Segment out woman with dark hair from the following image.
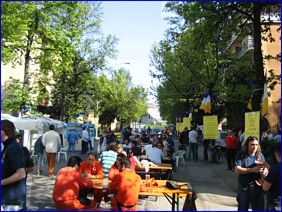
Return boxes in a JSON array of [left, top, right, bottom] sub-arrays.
[[108, 157, 141, 211], [234, 136, 269, 210], [126, 149, 142, 172], [16, 132, 34, 175]]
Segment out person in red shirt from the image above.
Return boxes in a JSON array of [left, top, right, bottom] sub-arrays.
[[108, 157, 141, 211], [52, 156, 96, 210], [225, 129, 239, 170], [126, 149, 142, 172], [80, 152, 104, 206], [80, 152, 104, 179]]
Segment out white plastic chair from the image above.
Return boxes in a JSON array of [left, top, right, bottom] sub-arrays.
[[31, 151, 38, 163], [173, 150, 186, 167], [57, 147, 68, 162]]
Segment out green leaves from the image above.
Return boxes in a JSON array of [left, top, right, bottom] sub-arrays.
[[151, 1, 280, 124], [2, 2, 117, 119]]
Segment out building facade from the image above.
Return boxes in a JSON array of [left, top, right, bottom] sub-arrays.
[[226, 18, 280, 132]]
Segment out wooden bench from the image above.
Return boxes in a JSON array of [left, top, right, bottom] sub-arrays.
[[79, 207, 112, 211]]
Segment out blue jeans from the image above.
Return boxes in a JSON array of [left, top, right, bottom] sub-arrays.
[[188, 143, 198, 160], [237, 182, 265, 210], [68, 143, 75, 152], [37, 152, 44, 166]]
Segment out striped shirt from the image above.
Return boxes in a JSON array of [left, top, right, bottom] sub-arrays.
[[99, 150, 117, 179]]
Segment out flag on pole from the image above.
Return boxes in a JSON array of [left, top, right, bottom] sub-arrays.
[[199, 93, 211, 113], [247, 96, 252, 111], [261, 83, 268, 116]]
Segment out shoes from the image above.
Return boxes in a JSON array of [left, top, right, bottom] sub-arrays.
[[49, 174, 56, 180]]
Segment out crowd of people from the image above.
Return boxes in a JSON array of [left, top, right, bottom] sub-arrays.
[[177, 124, 281, 211], [1, 120, 280, 211]]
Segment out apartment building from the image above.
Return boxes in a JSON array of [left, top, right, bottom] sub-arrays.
[[226, 17, 280, 131]]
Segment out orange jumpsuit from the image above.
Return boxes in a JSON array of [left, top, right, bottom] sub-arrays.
[[108, 163, 120, 181], [52, 167, 96, 210], [80, 160, 104, 179], [80, 160, 104, 203], [109, 169, 141, 211]]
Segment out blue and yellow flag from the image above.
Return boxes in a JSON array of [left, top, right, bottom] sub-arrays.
[[200, 94, 211, 113]]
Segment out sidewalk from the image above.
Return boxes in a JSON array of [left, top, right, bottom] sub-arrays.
[[26, 142, 238, 210]]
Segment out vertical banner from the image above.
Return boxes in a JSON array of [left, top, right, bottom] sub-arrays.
[[203, 115, 218, 139], [183, 117, 191, 130], [245, 111, 260, 141], [176, 122, 184, 132]]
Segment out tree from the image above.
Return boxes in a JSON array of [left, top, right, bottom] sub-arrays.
[[98, 69, 147, 127], [150, 1, 280, 127], [2, 2, 117, 120]]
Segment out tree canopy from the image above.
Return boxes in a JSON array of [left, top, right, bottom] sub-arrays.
[[150, 1, 280, 128], [2, 1, 147, 125]]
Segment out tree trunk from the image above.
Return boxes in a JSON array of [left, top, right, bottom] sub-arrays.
[[23, 31, 32, 86], [60, 92, 65, 121], [252, 2, 265, 111], [24, 11, 38, 86]]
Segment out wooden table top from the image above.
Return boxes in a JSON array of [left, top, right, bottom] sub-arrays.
[[90, 179, 192, 197], [136, 163, 172, 171], [139, 180, 192, 197], [91, 179, 111, 189]]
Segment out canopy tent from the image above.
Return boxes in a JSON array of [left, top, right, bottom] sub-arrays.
[[1, 114, 66, 150]]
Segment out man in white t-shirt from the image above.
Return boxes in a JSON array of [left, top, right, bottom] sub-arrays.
[[42, 124, 61, 177], [147, 142, 164, 164], [187, 127, 198, 161], [81, 126, 89, 154]]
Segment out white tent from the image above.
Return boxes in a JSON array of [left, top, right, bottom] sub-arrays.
[[1, 114, 66, 150]]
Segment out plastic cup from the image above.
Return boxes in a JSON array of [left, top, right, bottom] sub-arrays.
[[101, 180, 108, 189]]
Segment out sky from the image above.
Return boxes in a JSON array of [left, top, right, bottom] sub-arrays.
[[101, 1, 170, 102]]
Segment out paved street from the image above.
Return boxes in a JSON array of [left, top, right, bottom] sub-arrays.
[[26, 141, 238, 210]]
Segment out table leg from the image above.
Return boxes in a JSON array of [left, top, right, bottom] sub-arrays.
[[177, 194, 179, 211], [172, 193, 175, 211]]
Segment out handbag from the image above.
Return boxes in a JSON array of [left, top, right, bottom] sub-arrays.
[[166, 181, 180, 190]]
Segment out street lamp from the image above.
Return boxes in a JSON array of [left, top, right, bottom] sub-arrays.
[[111, 62, 130, 66]]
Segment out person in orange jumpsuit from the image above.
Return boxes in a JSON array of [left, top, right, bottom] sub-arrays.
[[108, 157, 141, 211], [52, 156, 97, 210], [80, 152, 104, 205], [80, 152, 104, 179], [108, 153, 126, 180]]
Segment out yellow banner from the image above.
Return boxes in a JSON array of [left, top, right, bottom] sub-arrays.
[[183, 117, 191, 130], [203, 115, 218, 139], [245, 111, 260, 141], [176, 122, 184, 132], [93, 118, 99, 126]]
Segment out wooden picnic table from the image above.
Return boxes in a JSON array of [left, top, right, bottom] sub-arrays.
[[135, 163, 173, 180], [91, 179, 193, 211]]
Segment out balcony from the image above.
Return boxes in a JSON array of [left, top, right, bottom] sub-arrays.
[[235, 36, 254, 58]]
